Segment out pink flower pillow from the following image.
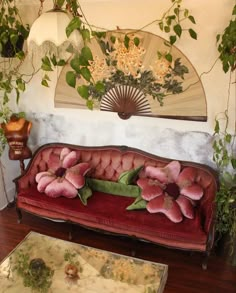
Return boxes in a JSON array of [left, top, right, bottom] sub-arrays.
[[35, 148, 90, 198], [137, 161, 204, 223]]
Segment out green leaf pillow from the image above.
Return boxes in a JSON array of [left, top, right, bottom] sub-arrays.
[[118, 165, 143, 185], [78, 185, 93, 206], [126, 196, 147, 211], [86, 178, 141, 198]]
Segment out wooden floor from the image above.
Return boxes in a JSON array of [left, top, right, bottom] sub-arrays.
[[0, 205, 235, 293]]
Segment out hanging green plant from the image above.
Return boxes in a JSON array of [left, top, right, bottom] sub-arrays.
[[212, 3, 236, 264], [0, 0, 29, 58], [216, 4, 236, 73]]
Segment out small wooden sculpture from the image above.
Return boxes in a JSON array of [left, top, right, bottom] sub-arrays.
[[1, 114, 32, 173]]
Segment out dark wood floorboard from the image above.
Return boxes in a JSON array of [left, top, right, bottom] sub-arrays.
[[0, 206, 236, 293]]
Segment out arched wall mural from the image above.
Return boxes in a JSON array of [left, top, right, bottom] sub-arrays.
[[55, 30, 207, 121]]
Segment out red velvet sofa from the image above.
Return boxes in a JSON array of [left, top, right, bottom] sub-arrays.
[[14, 143, 218, 269]]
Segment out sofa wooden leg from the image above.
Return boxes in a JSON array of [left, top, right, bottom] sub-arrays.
[[68, 224, 75, 241], [69, 231, 72, 241], [16, 208, 22, 224], [131, 249, 136, 257], [202, 252, 209, 270]]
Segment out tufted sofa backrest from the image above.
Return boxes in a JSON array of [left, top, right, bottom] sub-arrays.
[[15, 143, 218, 195]]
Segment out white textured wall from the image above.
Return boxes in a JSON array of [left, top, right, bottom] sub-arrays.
[[0, 0, 235, 209]]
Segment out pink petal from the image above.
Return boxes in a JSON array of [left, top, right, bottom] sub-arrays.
[[196, 170, 213, 189], [37, 174, 56, 193], [62, 151, 78, 168], [65, 163, 90, 189], [60, 148, 71, 161], [48, 153, 61, 171], [137, 178, 163, 201], [45, 178, 78, 198], [176, 195, 195, 219], [145, 161, 181, 183], [147, 194, 183, 223], [180, 183, 204, 200], [177, 167, 197, 188], [141, 185, 163, 201], [137, 178, 163, 189], [166, 161, 181, 183], [35, 171, 54, 183], [145, 166, 169, 183]]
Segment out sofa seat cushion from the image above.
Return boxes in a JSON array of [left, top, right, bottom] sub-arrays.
[[17, 186, 207, 251]]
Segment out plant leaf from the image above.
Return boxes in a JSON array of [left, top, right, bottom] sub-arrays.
[[56, 0, 65, 8], [41, 79, 49, 87], [10, 33, 18, 46], [164, 26, 170, 33], [233, 4, 236, 15], [95, 81, 105, 93], [86, 99, 94, 110], [66, 17, 81, 37], [174, 24, 182, 37], [81, 46, 93, 61], [80, 67, 91, 82], [78, 185, 93, 205], [51, 54, 57, 66], [225, 134, 232, 143], [126, 196, 147, 210], [66, 71, 76, 88], [214, 120, 220, 134], [81, 28, 91, 42], [189, 28, 197, 40], [70, 56, 81, 73], [188, 15, 196, 24], [57, 59, 66, 66], [41, 56, 53, 71], [169, 35, 177, 45], [165, 53, 172, 62], [231, 158, 236, 169], [77, 85, 89, 99]]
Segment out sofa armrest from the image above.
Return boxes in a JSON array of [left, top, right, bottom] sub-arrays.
[[14, 144, 62, 191], [199, 182, 218, 235]]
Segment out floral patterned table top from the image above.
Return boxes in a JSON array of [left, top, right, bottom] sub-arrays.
[[0, 231, 168, 293]]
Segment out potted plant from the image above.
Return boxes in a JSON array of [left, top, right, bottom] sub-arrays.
[[0, 1, 30, 134], [0, 0, 29, 58], [213, 3, 236, 266]]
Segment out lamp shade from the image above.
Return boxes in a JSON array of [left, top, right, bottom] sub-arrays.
[[27, 9, 81, 49]]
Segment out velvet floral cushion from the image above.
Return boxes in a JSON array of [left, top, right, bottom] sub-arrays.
[[35, 147, 90, 199], [136, 161, 204, 223]]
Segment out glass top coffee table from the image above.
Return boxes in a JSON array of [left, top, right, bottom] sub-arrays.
[[0, 231, 168, 292]]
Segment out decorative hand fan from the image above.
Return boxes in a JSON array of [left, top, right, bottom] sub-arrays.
[[55, 29, 207, 121]]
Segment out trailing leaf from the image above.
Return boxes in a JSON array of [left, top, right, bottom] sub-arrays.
[[70, 56, 81, 73], [66, 71, 76, 88], [174, 24, 182, 37], [41, 56, 53, 71], [77, 85, 89, 99], [81, 46, 93, 61], [80, 67, 91, 82], [66, 17, 81, 37], [188, 28, 197, 40]]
